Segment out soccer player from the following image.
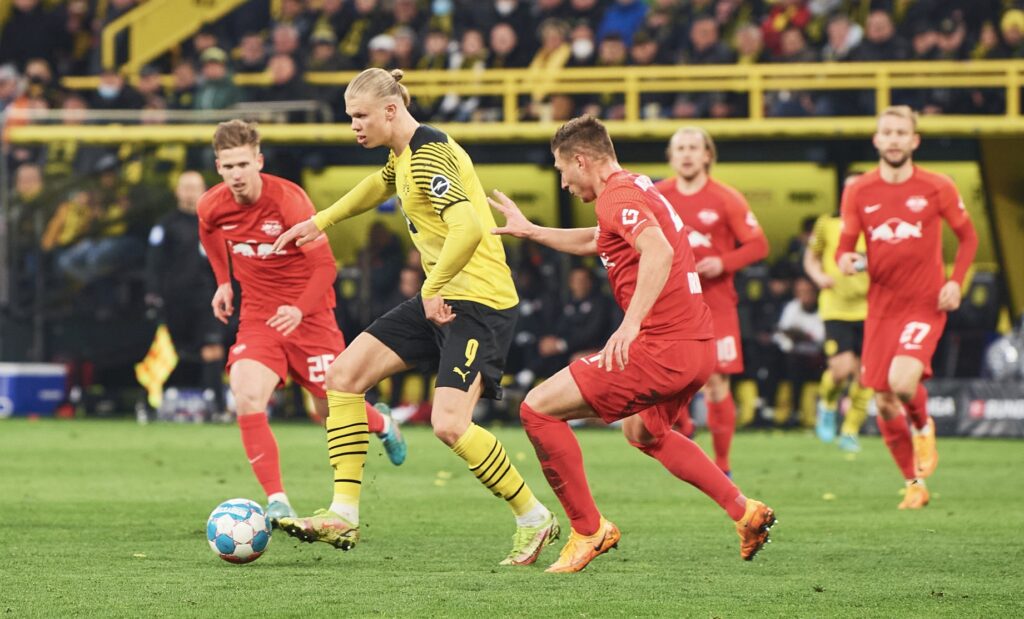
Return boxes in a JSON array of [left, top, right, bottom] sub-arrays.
[[197, 120, 407, 526], [654, 127, 768, 476], [270, 69, 558, 564], [836, 106, 977, 509], [804, 174, 872, 452], [490, 116, 775, 573]]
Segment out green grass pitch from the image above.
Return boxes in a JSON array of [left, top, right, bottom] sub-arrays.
[[1, 419, 1022, 617]]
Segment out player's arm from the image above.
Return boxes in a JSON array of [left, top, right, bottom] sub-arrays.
[[802, 216, 833, 289], [266, 188, 340, 335], [488, 189, 598, 255], [835, 185, 864, 275], [601, 222, 674, 372], [271, 160, 397, 252], [706, 193, 768, 278], [937, 182, 978, 311], [197, 202, 234, 323]]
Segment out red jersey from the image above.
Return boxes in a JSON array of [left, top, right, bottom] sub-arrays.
[[596, 170, 714, 340], [197, 174, 336, 320], [838, 166, 971, 313], [655, 177, 768, 309]]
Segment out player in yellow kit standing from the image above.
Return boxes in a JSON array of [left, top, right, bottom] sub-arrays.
[[270, 68, 558, 565], [803, 183, 873, 453]]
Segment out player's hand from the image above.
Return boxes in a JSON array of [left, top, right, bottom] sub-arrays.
[[599, 320, 640, 372], [811, 273, 835, 289], [837, 252, 861, 276], [211, 283, 234, 324], [937, 280, 962, 312], [267, 305, 303, 336], [695, 256, 724, 279], [488, 190, 535, 239], [422, 295, 456, 326], [271, 217, 323, 253]]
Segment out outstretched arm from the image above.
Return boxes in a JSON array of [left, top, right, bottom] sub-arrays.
[[488, 190, 598, 256]]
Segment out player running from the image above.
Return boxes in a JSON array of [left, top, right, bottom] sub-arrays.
[[490, 116, 775, 573], [804, 175, 872, 453], [197, 120, 406, 526], [836, 106, 977, 509], [271, 69, 558, 564], [654, 127, 768, 476]]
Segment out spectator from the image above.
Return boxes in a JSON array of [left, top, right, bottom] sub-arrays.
[[337, 0, 387, 68], [1000, 10, 1024, 57], [909, 21, 939, 61], [255, 54, 310, 103], [714, 0, 760, 45], [392, 27, 419, 70], [0, 0, 63, 71], [586, 34, 629, 119], [935, 17, 968, 60], [8, 163, 47, 310], [761, 0, 811, 57], [641, 6, 687, 52], [630, 32, 671, 118], [568, 0, 604, 25], [56, 0, 93, 76], [91, 68, 145, 110], [392, 0, 429, 35], [848, 10, 910, 61], [772, 275, 825, 426], [361, 221, 405, 323], [366, 33, 397, 69], [534, 0, 572, 25], [734, 23, 768, 64], [22, 58, 61, 108], [527, 18, 571, 105], [566, 20, 597, 67], [135, 65, 166, 108], [597, 0, 648, 45], [821, 13, 862, 61], [168, 61, 198, 110], [307, 29, 351, 71], [273, 0, 315, 43], [672, 17, 735, 119], [0, 64, 19, 112], [489, 22, 529, 68], [271, 23, 303, 65], [236, 31, 269, 73], [188, 27, 221, 66], [194, 47, 240, 110]]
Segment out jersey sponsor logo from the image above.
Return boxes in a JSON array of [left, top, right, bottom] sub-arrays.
[[698, 209, 719, 225], [905, 195, 928, 212], [261, 219, 283, 237], [430, 175, 450, 197], [231, 241, 279, 258], [868, 218, 922, 244], [221, 224, 239, 230], [864, 203, 882, 213], [687, 230, 713, 248]]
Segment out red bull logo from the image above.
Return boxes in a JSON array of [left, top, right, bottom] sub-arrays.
[[868, 218, 922, 244], [687, 230, 713, 248]]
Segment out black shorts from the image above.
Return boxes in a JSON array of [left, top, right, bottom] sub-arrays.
[[824, 320, 864, 357], [366, 294, 518, 400]]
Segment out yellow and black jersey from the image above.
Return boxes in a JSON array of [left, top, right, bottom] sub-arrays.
[[315, 124, 517, 310], [809, 214, 868, 321]]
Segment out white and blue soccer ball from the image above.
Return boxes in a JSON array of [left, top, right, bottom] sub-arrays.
[[206, 498, 271, 564]]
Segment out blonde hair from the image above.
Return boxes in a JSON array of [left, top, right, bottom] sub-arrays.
[[879, 105, 918, 131], [345, 68, 411, 106], [213, 119, 260, 153], [551, 114, 617, 161], [668, 126, 717, 171]]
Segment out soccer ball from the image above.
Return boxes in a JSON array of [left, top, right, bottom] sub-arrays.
[[206, 498, 272, 564]]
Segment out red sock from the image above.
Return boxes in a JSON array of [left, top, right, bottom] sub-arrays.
[[904, 384, 929, 431], [631, 430, 746, 520], [238, 412, 284, 496], [877, 415, 915, 479], [706, 394, 736, 474], [520, 402, 601, 535], [365, 402, 384, 434]]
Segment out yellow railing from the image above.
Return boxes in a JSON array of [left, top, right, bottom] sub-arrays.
[[101, 0, 247, 73], [33, 60, 1024, 144]]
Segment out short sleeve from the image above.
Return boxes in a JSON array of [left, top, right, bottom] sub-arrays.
[[409, 142, 472, 215], [597, 187, 658, 247]]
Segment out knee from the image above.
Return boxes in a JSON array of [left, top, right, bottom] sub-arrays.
[[231, 386, 267, 415], [622, 416, 659, 449], [887, 379, 916, 403], [876, 393, 902, 420], [431, 412, 468, 446], [324, 355, 365, 393], [705, 374, 729, 402], [828, 357, 852, 383]]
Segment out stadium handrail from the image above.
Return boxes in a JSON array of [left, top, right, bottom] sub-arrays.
[[101, 0, 247, 73]]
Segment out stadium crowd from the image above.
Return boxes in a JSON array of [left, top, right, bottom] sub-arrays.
[[2, 0, 1024, 123]]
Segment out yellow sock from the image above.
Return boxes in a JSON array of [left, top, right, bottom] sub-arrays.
[[326, 390, 369, 510], [842, 381, 873, 435], [451, 423, 536, 517], [819, 370, 846, 411]]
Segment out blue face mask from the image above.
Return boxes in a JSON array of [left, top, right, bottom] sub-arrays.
[[433, 0, 452, 16]]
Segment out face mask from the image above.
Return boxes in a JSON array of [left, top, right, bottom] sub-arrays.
[[433, 0, 452, 15], [495, 0, 516, 16], [98, 84, 120, 100], [572, 39, 594, 59]]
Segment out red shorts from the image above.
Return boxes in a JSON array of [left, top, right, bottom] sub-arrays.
[[226, 309, 346, 399], [710, 305, 744, 375], [861, 308, 947, 392], [570, 338, 716, 435]]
